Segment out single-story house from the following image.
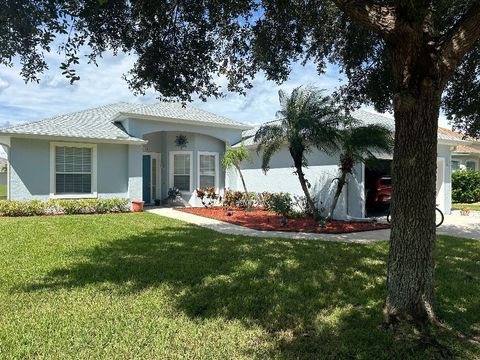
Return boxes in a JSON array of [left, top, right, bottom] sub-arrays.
[[0, 103, 466, 218], [438, 127, 480, 172]]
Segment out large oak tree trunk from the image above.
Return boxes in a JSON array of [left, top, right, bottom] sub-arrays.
[[384, 80, 443, 324]]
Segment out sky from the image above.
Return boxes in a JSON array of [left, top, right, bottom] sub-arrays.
[[0, 49, 452, 157]]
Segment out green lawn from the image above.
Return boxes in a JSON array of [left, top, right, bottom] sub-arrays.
[[453, 203, 480, 211], [0, 213, 478, 359], [0, 184, 6, 197]]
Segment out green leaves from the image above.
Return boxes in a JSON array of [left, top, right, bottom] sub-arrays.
[[222, 143, 251, 170]]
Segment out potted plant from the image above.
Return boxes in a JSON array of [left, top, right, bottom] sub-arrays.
[[131, 200, 144, 212]]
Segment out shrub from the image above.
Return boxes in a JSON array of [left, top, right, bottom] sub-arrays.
[[0, 199, 46, 216], [0, 198, 130, 217], [257, 191, 275, 210], [452, 170, 480, 203], [268, 192, 293, 218], [223, 189, 245, 209], [196, 187, 221, 208]]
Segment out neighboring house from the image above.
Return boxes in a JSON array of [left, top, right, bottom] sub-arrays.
[[229, 110, 466, 218], [0, 104, 465, 218], [0, 157, 7, 187], [438, 127, 480, 172]]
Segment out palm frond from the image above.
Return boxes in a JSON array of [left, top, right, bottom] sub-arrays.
[[254, 123, 285, 173]]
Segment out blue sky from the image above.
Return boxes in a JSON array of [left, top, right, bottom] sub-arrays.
[[0, 49, 451, 130]]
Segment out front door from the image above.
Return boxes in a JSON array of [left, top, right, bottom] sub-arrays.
[[143, 155, 151, 203]]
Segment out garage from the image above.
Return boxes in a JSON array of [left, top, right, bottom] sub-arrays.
[[365, 159, 392, 217]]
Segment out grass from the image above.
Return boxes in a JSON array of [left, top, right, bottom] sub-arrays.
[[453, 203, 480, 211], [0, 184, 6, 197], [0, 213, 478, 359]]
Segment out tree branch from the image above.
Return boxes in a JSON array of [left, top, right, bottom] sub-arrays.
[[332, 0, 397, 37], [438, 1, 480, 84]]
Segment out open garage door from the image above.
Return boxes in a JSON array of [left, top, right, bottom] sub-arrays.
[[365, 159, 392, 217]]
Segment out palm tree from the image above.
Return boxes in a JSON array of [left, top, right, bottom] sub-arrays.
[[222, 143, 251, 199], [328, 118, 393, 220], [254, 86, 341, 214]]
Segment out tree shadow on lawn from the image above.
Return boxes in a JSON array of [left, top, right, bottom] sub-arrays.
[[18, 226, 479, 358]]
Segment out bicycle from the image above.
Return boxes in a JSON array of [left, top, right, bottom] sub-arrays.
[[386, 205, 444, 227]]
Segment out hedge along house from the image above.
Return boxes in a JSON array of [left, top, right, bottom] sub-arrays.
[[228, 110, 467, 219], [0, 102, 250, 206]]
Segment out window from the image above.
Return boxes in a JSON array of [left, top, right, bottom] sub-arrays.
[[466, 160, 477, 171], [50, 143, 97, 198], [170, 152, 192, 191], [198, 152, 218, 189], [451, 160, 460, 172]]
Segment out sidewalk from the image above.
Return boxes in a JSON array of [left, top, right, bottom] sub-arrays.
[[147, 208, 480, 242]]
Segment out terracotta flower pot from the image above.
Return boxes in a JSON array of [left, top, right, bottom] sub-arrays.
[[131, 200, 144, 212]]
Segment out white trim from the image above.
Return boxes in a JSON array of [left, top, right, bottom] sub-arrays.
[[436, 157, 446, 213], [197, 151, 220, 192], [169, 150, 193, 194], [0, 133, 146, 145], [49, 142, 98, 199]]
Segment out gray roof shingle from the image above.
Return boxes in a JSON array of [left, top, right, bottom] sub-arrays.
[[236, 109, 466, 147], [0, 101, 251, 142], [0, 102, 144, 143], [119, 102, 251, 129]]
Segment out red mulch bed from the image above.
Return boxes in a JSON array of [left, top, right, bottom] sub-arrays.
[[177, 207, 390, 234]]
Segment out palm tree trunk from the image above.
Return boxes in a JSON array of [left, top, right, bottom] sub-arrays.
[[328, 171, 348, 220], [235, 164, 249, 196], [291, 158, 316, 214]]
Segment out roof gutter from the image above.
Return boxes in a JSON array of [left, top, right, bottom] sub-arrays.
[[0, 132, 147, 145]]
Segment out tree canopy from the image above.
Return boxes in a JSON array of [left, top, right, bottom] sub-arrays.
[[2, 0, 479, 135]]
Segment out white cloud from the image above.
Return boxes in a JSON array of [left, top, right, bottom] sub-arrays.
[[0, 50, 451, 130]]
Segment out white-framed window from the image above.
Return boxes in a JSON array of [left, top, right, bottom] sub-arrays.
[[466, 160, 477, 171], [451, 160, 460, 172], [169, 151, 193, 192], [50, 142, 97, 199], [197, 151, 219, 190]]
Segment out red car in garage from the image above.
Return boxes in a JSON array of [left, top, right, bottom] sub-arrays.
[[371, 176, 392, 205]]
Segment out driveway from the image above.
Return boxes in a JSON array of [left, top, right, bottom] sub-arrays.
[[437, 214, 480, 240]]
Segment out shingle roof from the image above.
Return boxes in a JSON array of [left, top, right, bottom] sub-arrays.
[[118, 102, 251, 129], [236, 109, 467, 147], [455, 145, 480, 154], [0, 101, 251, 142], [0, 102, 144, 143]]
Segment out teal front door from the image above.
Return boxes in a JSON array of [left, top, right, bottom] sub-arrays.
[[143, 155, 151, 203]]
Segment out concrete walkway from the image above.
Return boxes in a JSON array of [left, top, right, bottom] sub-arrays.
[[147, 208, 480, 243]]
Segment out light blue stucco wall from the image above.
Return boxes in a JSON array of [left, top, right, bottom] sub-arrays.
[[143, 130, 227, 205], [8, 138, 131, 201], [10, 138, 50, 200], [124, 118, 243, 145], [97, 143, 129, 198]]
